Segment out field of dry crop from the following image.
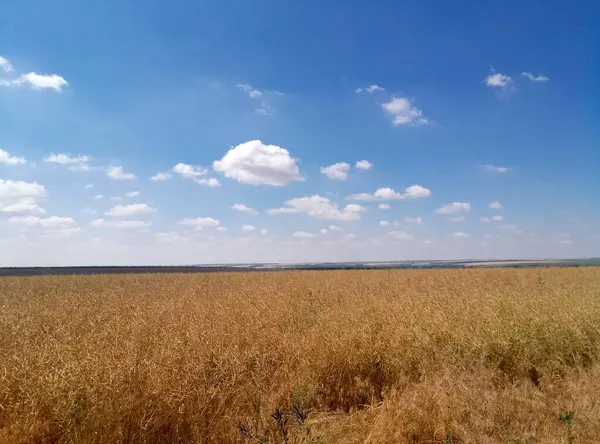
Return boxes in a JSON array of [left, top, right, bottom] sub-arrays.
[[1, 267, 600, 443]]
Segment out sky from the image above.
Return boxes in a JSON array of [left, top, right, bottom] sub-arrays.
[[1, 0, 599, 266]]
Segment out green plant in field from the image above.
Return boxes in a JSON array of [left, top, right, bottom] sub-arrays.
[[559, 411, 575, 443]]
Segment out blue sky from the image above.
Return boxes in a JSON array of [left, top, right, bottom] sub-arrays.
[[1, 0, 598, 266]]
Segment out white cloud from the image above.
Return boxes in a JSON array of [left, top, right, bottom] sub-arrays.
[[261, 228, 268, 235], [489, 201, 503, 209], [522, 72, 549, 82], [151, 172, 171, 181], [481, 215, 504, 222], [232, 203, 258, 215], [320, 228, 328, 234], [0, 148, 26, 165], [213, 140, 303, 186], [348, 185, 431, 201], [43, 153, 94, 172], [9, 216, 77, 230], [0, 56, 14, 73], [0, 179, 46, 215], [91, 219, 152, 229], [172, 163, 219, 186], [485, 73, 514, 91], [356, 85, 385, 93], [85, 183, 94, 189], [267, 195, 366, 221], [404, 216, 423, 225], [380, 220, 390, 226], [1, 72, 68, 91], [436, 202, 471, 215], [44, 153, 89, 165], [328, 225, 344, 232], [484, 165, 511, 173], [106, 166, 136, 180], [378, 204, 390, 210], [216, 226, 227, 232], [321, 162, 351, 180], [105, 203, 156, 217], [173, 163, 207, 179], [155, 232, 188, 243], [355, 160, 373, 170], [93, 194, 104, 200], [237, 83, 263, 98], [242, 224, 256, 232], [0, 179, 46, 199], [448, 216, 465, 223], [0, 199, 45, 215], [381, 97, 428, 125], [124, 191, 140, 198], [388, 230, 413, 240], [451, 231, 470, 239], [179, 217, 221, 230], [293, 231, 316, 239]]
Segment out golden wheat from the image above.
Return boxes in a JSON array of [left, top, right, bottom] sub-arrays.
[[1, 267, 599, 443]]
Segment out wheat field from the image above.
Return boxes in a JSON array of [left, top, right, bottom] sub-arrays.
[[1, 267, 600, 443]]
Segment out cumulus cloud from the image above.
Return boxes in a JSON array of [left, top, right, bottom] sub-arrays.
[[267, 195, 366, 221], [356, 85, 385, 93], [389, 231, 413, 240], [378, 204, 390, 210], [173, 163, 207, 179], [0, 179, 46, 215], [105, 203, 156, 217], [124, 191, 140, 198], [522, 72, 549, 82], [172, 163, 219, 186], [483, 165, 511, 173], [485, 72, 514, 91], [8, 216, 77, 230], [151, 172, 171, 181], [13, 73, 68, 91], [179, 217, 221, 230], [237, 83, 263, 98], [232, 204, 258, 215], [451, 231, 470, 238], [436, 202, 471, 215], [489, 201, 503, 209], [0, 56, 14, 72], [155, 232, 188, 243], [293, 231, 316, 239], [348, 185, 431, 201], [242, 224, 256, 232], [0, 148, 26, 165], [481, 215, 503, 223], [382, 97, 428, 125], [91, 219, 152, 229], [0, 199, 45, 215], [213, 140, 304, 186], [321, 162, 351, 180], [380, 220, 390, 226], [355, 160, 372, 170], [328, 225, 344, 232], [106, 166, 136, 180], [44, 153, 93, 171]]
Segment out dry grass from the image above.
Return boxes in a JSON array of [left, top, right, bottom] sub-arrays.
[[1, 267, 600, 443]]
